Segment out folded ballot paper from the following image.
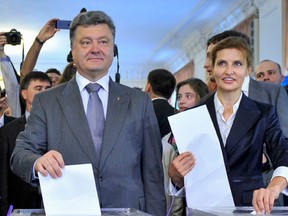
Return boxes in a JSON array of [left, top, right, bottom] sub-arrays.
[[39, 164, 101, 216], [168, 105, 235, 210]]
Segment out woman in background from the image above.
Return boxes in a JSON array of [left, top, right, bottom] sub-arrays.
[[176, 78, 209, 112], [163, 78, 208, 215]]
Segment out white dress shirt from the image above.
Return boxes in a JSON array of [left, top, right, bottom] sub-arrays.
[[0, 113, 4, 127], [214, 92, 242, 146], [76, 72, 109, 118]]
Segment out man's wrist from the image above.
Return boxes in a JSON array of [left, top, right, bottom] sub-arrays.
[[35, 37, 45, 45]]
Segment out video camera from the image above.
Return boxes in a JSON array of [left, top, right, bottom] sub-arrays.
[[4, 29, 22, 46]]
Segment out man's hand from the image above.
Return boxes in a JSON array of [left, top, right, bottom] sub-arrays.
[[36, 18, 59, 42], [0, 96, 8, 111], [168, 152, 195, 188], [253, 176, 286, 214], [0, 32, 8, 54], [35, 150, 65, 178]]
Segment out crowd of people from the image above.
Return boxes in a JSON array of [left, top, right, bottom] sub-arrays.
[[1, 9, 288, 216]]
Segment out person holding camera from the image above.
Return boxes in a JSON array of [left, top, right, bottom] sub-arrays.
[[0, 32, 22, 117]]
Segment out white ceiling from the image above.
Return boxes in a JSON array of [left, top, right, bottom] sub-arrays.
[[1, 0, 243, 83]]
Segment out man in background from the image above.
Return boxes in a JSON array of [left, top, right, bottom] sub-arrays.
[[45, 68, 61, 86], [255, 59, 284, 85], [145, 68, 177, 137], [0, 71, 51, 215]]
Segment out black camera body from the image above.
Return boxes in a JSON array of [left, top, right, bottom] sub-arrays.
[[4, 29, 22, 46]]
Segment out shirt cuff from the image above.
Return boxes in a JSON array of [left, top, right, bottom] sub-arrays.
[[0, 56, 10, 62], [272, 166, 288, 196], [32, 158, 40, 180], [168, 179, 185, 197]]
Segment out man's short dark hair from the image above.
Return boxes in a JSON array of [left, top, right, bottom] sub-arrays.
[[147, 69, 176, 99], [207, 30, 251, 47], [259, 59, 282, 75], [45, 68, 61, 76], [70, 11, 116, 45], [20, 71, 52, 91]]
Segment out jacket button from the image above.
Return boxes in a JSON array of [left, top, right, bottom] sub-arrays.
[[99, 176, 103, 181]]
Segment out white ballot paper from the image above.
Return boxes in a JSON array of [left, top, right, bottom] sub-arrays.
[[39, 163, 101, 216], [168, 105, 235, 210]]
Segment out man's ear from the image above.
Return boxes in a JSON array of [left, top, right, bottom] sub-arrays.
[[21, 89, 27, 100], [145, 82, 151, 93]]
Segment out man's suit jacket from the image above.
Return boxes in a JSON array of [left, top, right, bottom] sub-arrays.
[[249, 78, 288, 137], [0, 116, 41, 216], [11, 77, 166, 215], [201, 93, 288, 206], [152, 98, 177, 137], [3, 114, 16, 125]]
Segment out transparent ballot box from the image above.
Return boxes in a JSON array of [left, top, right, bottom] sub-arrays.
[[11, 208, 152, 216], [186, 206, 288, 216], [186, 206, 288, 215]]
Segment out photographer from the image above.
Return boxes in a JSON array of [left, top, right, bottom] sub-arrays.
[[0, 33, 21, 117]]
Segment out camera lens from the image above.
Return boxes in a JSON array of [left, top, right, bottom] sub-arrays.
[[10, 34, 18, 43]]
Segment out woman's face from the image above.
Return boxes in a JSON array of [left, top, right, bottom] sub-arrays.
[[213, 48, 250, 93], [177, 84, 198, 112]]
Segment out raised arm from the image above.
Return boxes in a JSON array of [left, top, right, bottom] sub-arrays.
[[20, 18, 59, 80]]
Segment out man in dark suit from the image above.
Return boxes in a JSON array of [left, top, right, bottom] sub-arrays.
[[145, 68, 177, 137], [0, 96, 16, 128], [11, 11, 166, 216], [0, 71, 51, 215]]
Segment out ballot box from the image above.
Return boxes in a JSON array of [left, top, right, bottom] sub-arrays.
[[186, 206, 288, 215], [11, 208, 152, 216]]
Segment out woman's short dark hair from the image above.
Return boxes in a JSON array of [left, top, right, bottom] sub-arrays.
[[176, 78, 209, 102]]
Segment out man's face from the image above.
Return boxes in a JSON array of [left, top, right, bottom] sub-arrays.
[[255, 61, 283, 85], [21, 79, 51, 112], [71, 24, 114, 82], [203, 43, 216, 78], [203, 43, 218, 92], [47, 72, 61, 87]]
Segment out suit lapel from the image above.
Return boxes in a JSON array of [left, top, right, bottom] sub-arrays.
[[248, 78, 267, 102], [56, 77, 98, 165], [100, 80, 130, 170], [225, 94, 261, 154]]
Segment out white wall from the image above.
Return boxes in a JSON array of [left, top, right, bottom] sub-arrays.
[[167, 0, 286, 81], [257, 0, 284, 72]]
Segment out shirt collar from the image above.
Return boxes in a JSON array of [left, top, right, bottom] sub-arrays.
[[25, 111, 30, 120], [151, 97, 167, 101], [0, 114, 4, 127], [214, 91, 243, 114], [242, 76, 250, 96], [76, 72, 109, 93]]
